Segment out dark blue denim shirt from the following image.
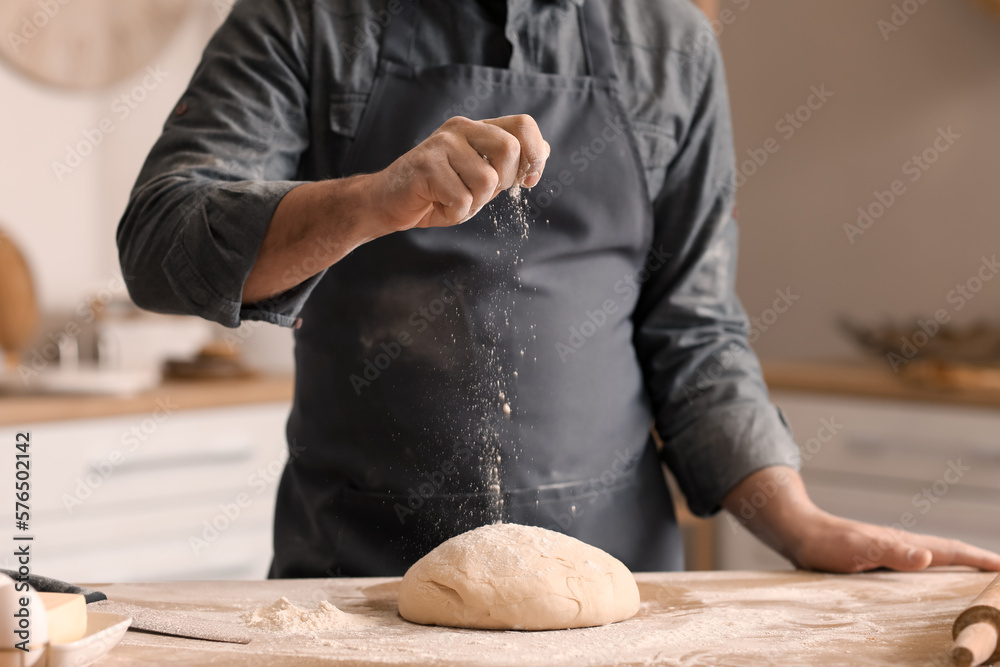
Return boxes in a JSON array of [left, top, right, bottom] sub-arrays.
[[117, 0, 801, 517]]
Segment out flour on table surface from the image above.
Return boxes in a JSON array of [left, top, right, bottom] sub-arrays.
[[104, 571, 990, 666], [244, 597, 375, 633]]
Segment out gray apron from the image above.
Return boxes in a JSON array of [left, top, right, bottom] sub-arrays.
[[270, 0, 682, 578]]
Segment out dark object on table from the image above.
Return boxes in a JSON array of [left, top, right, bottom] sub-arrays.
[[839, 318, 1000, 365], [839, 318, 1000, 391], [0, 568, 253, 644], [0, 225, 39, 369], [163, 341, 256, 380]]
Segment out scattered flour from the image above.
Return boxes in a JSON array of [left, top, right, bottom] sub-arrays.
[[244, 597, 373, 633], [110, 571, 991, 666]]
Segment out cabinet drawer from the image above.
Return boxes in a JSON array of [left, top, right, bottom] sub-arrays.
[[0, 402, 290, 581], [1, 404, 289, 518], [31, 499, 276, 582], [808, 483, 1000, 553], [717, 392, 1000, 571], [772, 392, 1000, 495]]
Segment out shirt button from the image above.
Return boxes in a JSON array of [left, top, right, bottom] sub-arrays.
[[174, 102, 188, 116]]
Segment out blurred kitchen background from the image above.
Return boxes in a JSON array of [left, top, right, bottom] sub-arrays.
[[0, 0, 998, 581]]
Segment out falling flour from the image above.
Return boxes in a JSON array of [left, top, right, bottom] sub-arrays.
[[472, 183, 532, 523], [244, 597, 374, 633]]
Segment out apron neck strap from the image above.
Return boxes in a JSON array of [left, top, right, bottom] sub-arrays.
[[578, 0, 618, 81], [379, 0, 619, 82], [379, 1, 420, 71]]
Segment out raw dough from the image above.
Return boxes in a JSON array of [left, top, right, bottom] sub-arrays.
[[397, 523, 640, 631]]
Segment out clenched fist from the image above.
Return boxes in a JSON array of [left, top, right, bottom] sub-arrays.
[[243, 115, 548, 303], [367, 114, 550, 234]]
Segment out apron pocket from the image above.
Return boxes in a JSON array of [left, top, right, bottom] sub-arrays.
[[631, 120, 678, 198], [329, 92, 369, 138], [337, 486, 505, 574], [334, 452, 679, 574]]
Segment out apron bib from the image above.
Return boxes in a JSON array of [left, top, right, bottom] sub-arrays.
[[271, 0, 683, 577]]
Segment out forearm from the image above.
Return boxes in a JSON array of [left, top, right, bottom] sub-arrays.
[[242, 174, 386, 304], [243, 114, 548, 305], [721, 466, 822, 567]]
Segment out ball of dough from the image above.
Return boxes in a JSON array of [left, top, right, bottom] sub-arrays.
[[397, 523, 640, 630]]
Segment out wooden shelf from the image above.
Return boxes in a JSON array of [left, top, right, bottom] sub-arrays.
[[763, 359, 1000, 409], [0, 374, 294, 426]]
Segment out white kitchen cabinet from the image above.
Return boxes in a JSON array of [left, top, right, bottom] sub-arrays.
[[716, 391, 1000, 570], [0, 402, 290, 582]]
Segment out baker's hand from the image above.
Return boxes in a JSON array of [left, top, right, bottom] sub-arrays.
[[790, 512, 1000, 573], [366, 115, 550, 234], [242, 115, 547, 303], [723, 466, 1000, 574]]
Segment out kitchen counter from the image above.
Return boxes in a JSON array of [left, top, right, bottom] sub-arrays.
[[92, 569, 992, 666], [5, 360, 994, 427], [0, 373, 293, 426], [763, 359, 1000, 409]]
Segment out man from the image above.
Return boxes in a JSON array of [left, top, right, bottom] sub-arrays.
[[118, 0, 1000, 577]]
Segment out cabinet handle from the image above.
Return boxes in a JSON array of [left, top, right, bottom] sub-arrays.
[[843, 435, 891, 455], [845, 435, 1000, 465], [88, 444, 256, 477]]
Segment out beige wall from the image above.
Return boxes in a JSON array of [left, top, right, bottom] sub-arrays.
[[721, 0, 1000, 360], [2, 1, 998, 366], [0, 4, 222, 313]]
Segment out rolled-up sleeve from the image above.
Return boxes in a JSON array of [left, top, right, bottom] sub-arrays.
[[633, 35, 801, 517], [117, 0, 317, 328]]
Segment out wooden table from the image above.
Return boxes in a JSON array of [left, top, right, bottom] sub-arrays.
[[92, 569, 992, 666]]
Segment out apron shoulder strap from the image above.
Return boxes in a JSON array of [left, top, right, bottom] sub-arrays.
[[379, 0, 420, 70], [579, 0, 619, 82], [379, 0, 620, 83]]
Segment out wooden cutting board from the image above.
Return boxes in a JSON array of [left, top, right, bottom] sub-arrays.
[[0, 227, 38, 367], [89, 569, 995, 666]]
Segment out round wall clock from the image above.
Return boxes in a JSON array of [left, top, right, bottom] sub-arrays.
[[0, 0, 195, 90]]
